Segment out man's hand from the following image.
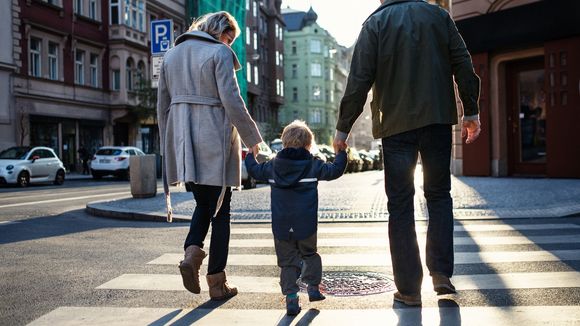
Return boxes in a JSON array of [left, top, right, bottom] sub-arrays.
[[333, 138, 348, 153], [252, 144, 260, 156], [462, 119, 481, 144]]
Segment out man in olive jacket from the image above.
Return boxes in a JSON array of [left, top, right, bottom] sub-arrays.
[[334, 0, 481, 306]]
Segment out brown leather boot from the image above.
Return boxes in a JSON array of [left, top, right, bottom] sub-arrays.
[[179, 245, 207, 294], [206, 271, 238, 300]]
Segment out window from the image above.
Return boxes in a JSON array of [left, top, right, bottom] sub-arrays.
[[330, 89, 335, 103], [279, 53, 283, 66], [275, 50, 279, 66], [275, 23, 279, 38], [310, 109, 321, 124], [280, 81, 284, 97], [329, 69, 334, 81], [75, 49, 85, 85], [138, 0, 144, 32], [112, 70, 121, 90], [246, 63, 252, 83], [29, 38, 41, 77], [126, 58, 134, 91], [254, 65, 259, 85], [123, 0, 144, 31], [253, 32, 258, 50], [292, 87, 298, 102], [89, 0, 97, 19], [311, 63, 322, 77], [136, 61, 145, 89], [90, 53, 98, 87], [312, 85, 321, 100], [74, 0, 83, 15], [253, 0, 257, 17], [48, 42, 58, 80], [310, 39, 321, 53], [246, 27, 251, 45], [41, 0, 61, 6], [246, 0, 250, 10], [291, 41, 296, 55], [292, 64, 297, 78], [276, 79, 280, 95], [110, 0, 120, 24]]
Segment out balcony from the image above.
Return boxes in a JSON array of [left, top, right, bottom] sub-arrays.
[[109, 24, 147, 47]]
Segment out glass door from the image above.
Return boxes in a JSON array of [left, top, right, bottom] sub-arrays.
[[506, 57, 546, 175]]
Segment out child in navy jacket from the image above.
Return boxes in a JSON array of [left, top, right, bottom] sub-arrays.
[[245, 120, 347, 316]]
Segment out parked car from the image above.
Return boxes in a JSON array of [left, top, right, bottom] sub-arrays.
[[318, 144, 336, 163], [90, 146, 145, 180], [269, 138, 283, 153], [0, 146, 65, 187], [358, 150, 376, 171], [346, 148, 364, 173], [241, 142, 274, 189], [310, 140, 327, 162]]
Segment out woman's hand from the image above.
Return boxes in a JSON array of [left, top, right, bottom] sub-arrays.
[[252, 144, 260, 156]]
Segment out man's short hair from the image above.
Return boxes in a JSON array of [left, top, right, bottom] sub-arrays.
[[281, 120, 313, 148]]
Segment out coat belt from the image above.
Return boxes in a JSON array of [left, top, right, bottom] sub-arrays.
[[170, 95, 222, 107]]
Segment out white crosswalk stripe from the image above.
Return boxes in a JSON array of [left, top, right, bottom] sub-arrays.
[[29, 221, 580, 325]]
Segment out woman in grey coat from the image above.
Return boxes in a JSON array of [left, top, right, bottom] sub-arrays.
[[156, 11, 263, 301]]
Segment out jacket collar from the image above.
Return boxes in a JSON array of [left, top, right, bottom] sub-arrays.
[[364, 0, 423, 24], [174, 30, 241, 70]]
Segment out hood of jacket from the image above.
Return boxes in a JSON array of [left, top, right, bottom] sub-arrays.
[[272, 148, 313, 188], [174, 30, 241, 70]]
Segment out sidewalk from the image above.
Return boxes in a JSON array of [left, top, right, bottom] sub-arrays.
[[85, 170, 580, 223], [65, 172, 93, 181]]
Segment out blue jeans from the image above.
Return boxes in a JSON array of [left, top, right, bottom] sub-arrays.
[[184, 184, 232, 275], [382, 124, 454, 296]]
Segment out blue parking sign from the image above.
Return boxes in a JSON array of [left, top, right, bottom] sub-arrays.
[[151, 19, 173, 55]]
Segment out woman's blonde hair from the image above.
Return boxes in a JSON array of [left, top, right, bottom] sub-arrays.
[[281, 120, 314, 149], [188, 11, 240, 42]]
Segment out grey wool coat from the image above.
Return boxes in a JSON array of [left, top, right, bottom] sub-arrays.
[[157, 31, 263, 221]]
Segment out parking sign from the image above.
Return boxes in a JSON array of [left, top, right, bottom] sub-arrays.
[[151, 19, 173, 55]]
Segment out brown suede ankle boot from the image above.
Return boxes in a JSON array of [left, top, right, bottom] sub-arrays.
[[179, 245, 207, 294], [206, 271, 238, 300]]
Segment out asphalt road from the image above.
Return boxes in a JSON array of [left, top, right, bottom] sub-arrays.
[[1, 178, 579, 325]]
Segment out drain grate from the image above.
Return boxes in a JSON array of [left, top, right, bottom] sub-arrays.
[[298, 271, 396, 297]]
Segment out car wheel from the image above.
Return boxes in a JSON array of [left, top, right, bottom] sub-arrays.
[[243, 176, 256, 190], [17, 171, 30, 187], [54, 169, 65, 185]]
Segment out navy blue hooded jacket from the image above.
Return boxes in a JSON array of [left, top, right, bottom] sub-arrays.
[[245, 148, 347, 240]]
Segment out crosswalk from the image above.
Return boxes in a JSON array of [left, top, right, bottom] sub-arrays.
[[29, 220, 580, 325]]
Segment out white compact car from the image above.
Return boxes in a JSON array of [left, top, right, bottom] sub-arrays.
[[0, 146, 66, 187], [90, 146, 145, 180]]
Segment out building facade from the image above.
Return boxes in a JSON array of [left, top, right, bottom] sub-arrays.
[[280, 7, 342, 145], [5, 0, 185, 171], [453, 0, 580, 178], [245, 0, 285, 141]]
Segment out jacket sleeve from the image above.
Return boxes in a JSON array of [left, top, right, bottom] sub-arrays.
[[336, 22, 378, 134], [214, 46, 263, 147], [446, 11, 480, 117], [317, 150, 347, 181], [244, 153, 269, 181]]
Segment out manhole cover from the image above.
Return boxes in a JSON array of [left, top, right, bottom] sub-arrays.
[[298, 271, 396, 297]]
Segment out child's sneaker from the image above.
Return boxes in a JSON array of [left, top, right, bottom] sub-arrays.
[[307, 285, 326, 302], [286, 294, 301, 316]]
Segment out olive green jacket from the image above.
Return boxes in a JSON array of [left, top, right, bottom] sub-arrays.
[[336, 0, 480, 139]]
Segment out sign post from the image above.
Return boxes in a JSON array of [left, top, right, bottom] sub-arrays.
[[150, 19, 174, 88]]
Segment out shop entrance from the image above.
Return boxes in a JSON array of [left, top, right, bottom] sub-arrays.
[[506, 56, 546, 176]]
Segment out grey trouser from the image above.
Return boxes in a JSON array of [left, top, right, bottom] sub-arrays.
[[274, 233, 322, 295]]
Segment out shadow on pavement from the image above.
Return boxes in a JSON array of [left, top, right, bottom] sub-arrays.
[[0, 209, 182, 245], [276, 308, 320, 326], [150, 299, 231, 325]]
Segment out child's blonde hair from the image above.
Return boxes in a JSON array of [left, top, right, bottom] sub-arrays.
[[281, 120, 314, 148]]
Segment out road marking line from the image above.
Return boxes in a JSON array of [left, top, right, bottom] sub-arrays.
[[229, 223, 580, 234], [148, 249, 580, 266], [27, 306, 580, 326], [96, 271, 580, 292], [0, 192, 132, 209], [196, 234, 580, 248]]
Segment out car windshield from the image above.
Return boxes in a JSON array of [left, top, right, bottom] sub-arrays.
[[0, 147, 31, 160], [96, 149, 123, 156], [270, 142, 283, 153]]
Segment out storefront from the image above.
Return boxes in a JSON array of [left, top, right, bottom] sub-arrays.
[[456, 0, 580, 178], [30, 116, 104, 172]]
